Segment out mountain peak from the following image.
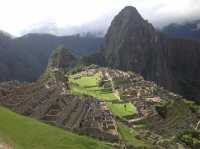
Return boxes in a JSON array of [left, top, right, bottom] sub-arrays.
[[120, 6, 139, 15], [117, 6, 143, 23], [102, 6, 200, 103], [104, 5, 158, 68], [103, 5, 174, 91]]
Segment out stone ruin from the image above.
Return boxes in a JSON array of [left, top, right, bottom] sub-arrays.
[[0, 71, 119, 143], [78, 101, 118, 142], [100, 68, 163, 118], [99, 67, 199, 140], [1, 66, 198, 148]]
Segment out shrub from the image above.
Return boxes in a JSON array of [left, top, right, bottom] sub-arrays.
[[177, 130, 200, 148], [155, 104, 167, 119]]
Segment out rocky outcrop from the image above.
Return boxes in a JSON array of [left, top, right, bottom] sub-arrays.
[[41, 46, 77, 82], [102, 6, 200, 102], [48, 46, 77, 69]]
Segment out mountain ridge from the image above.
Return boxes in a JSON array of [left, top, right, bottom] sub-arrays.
[[0, 33, 103, 82], [162, 20, 200, 40], [87, 6, 200, 102]]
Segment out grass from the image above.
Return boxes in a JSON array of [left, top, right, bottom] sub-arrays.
[[69, 73, 117, 100], [107, 102, 137, 118], [117, 122, 151, 148], [0, 106, 114, 149], [69, 73, 137, 118]]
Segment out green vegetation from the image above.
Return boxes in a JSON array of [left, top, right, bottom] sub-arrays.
[[68, 64, 86, 75], [69, 72, 137, 118], [184, 99, 200, 113], [145, 99, 193, 137], [69, 73, 117, 100], [48, 46, 77, 72], [177, 130, 200, 148], [107, 102, 137, 118], [117, 123, 151, 148], [155, 104, 167, 119], [0, 106, 114, 149], [69, 71, 146, 147]]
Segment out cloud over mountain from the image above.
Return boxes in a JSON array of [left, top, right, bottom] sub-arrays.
[[0, 0, 200, 36]]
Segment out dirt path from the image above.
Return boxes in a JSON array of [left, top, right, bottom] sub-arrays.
[[0, 143, 12, 149]]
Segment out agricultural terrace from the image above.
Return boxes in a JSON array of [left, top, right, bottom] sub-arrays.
[[69, 71, 137, 119]]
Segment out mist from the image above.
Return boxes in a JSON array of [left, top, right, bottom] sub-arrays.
[[0, 0, 200, 37]]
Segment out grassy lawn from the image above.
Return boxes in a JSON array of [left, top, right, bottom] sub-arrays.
[[117, 122, 151, 148], [0, 106, 114, 149], [69, 73, 117, 100], [107, 102, 137, 118], [69, 73, 137, 118]]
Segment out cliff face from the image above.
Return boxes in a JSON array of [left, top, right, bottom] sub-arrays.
[[168, 39, 200, 100], [103, 6, 200, 102]]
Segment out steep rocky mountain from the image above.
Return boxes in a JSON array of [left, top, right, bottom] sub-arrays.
[[162, 20, 200, 40], [103, 6, 174, 88], [0, 33, 103, 82], [100, 6, 200, 102]]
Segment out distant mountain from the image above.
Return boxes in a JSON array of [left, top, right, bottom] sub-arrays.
[[85, 6, 200, 102], [22, 17, 111, 37], [0, 33, 103, 82], [162, 20, 200, 40]]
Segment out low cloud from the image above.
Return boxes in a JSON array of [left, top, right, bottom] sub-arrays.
[[11, 0, 200, 36]]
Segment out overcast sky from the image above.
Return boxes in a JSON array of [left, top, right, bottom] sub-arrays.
[[0, 0, 200, 36]]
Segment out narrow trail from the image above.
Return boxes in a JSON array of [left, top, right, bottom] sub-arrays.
[[0, 143, 12, 149]]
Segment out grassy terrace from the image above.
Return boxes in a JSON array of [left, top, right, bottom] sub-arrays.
[[107, 103, 137, 118], [117, 123, 151, 148], [69, 73, 116, 100], [0, 106, 114, 149], [69, 73, 137, 118]]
